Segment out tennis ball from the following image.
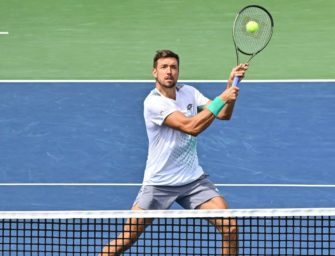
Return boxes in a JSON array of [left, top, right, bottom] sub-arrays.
[[246, 21, 259, 33]]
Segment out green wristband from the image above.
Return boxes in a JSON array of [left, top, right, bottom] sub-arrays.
[[207, 97, 225, 117]]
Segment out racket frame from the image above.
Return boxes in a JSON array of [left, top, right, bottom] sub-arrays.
[[233, 4, 274, 65], [232, 5, 274, 86]]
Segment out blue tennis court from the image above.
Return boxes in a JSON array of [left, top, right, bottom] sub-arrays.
[[0, 81, 334, 211]]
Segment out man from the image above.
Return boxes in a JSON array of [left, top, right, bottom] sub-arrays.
[[101, 50, 248, 255]]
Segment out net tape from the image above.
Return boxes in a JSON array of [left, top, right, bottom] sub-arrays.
[[0, 208, 334, 255]]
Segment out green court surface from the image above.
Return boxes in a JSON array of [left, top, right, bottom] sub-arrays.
[[0, 0, 334, 80]]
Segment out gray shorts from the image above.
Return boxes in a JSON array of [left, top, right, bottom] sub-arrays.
[[134, 175, 222, 210]]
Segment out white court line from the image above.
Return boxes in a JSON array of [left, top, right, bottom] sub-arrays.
[[0, 32, 8, 35], [0, 183, 334, 188], [0, 79, 334, 83]]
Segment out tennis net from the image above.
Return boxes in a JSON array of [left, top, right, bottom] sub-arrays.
[[0, 208, 334, 255]]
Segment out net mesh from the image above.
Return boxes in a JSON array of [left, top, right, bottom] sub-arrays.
[[0, 208, 334, 255], [233, 5, 273, 55]]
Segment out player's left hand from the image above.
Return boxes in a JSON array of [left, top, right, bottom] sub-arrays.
[[228, 64, 249, 87]]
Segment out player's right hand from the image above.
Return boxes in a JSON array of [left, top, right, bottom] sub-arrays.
[[220, 86, 240, 103]]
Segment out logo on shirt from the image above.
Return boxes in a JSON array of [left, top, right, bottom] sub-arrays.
[[185, 103, 194, 117]]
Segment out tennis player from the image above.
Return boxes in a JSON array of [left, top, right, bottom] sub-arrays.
[[101, 50, 248, 256]]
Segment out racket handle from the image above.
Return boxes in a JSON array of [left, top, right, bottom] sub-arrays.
[[232, 76, 241, 87]]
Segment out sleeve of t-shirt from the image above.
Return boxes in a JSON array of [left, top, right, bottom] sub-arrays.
[[144, 96, 178, 126], [193, 87, 210, 108]]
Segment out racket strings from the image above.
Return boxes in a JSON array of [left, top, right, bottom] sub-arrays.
[[233, 6, 273, 56]]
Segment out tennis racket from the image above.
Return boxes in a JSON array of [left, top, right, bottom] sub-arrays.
[[232, 5, 274, 86]]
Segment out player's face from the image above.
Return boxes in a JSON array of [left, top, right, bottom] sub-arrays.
[[153, 57, 179, 88]]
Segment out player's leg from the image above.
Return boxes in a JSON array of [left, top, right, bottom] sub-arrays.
[[100, 184, 177, 255], [197, 196, 238, 256], [100, 204, 153, 256], [176, 176, 238, 256]]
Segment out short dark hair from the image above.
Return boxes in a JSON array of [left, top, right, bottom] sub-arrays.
[[153, 50, 179, 68]]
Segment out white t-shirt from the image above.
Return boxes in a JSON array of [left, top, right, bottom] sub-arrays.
[[142, 84, 210, 186]]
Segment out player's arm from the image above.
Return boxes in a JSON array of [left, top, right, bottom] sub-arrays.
[[212, 64, 248, 120], [203, 100, 236, 120], [164, 109, 215, 137], [164, 86, 239, 137]]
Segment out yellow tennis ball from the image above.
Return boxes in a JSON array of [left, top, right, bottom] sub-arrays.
[[246, 21, 259, 33]]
